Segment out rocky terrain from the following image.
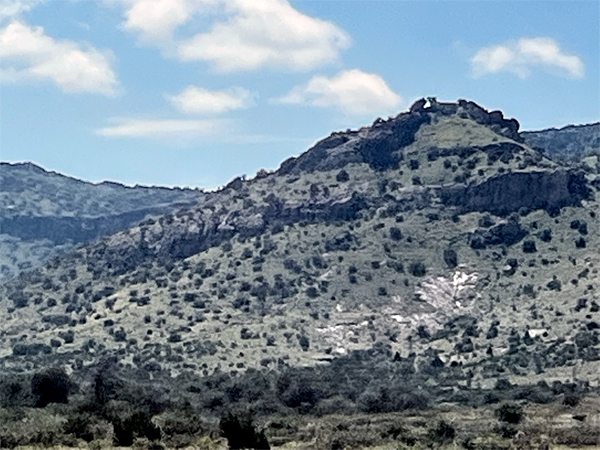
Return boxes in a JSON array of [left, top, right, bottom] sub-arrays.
[[522, 122, 600, 165], [0, 162, 205, 282], [0, 99, 598, 448]]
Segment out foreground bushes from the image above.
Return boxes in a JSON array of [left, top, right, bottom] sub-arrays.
[[0, 344, 595, 447], [31, 367, 70, 407]]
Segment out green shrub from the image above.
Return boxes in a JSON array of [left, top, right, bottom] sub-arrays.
[[428, 420, 456, 443], [496, 402, 524, 424], [219, 412, 270, 449], [409, 262, 426, 277], [31, 367, 70, 407]]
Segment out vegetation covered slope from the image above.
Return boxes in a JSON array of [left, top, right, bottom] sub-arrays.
[[1, 99, 597, 382], [0, 162, 205, 282], [0, 99, 598, 448]]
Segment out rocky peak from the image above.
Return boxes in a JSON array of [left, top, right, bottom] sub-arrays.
[[275, 99, 523, 176]]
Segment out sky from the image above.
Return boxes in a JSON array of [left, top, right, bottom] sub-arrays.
[[1, 0, 598, 190]]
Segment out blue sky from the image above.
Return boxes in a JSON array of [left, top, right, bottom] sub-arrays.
[[1, 0, 598, 189]]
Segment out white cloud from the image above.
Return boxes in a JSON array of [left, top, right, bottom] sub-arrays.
[[95, 117, 224, 137], [117, 0, 349, 72], [0, 0, 45, 22], [0, 21, 117, 94], [273, 69, 402, 116], [167, 85, 254, 114], [471, 37, 584, 79], [122, 0, 199, 40]]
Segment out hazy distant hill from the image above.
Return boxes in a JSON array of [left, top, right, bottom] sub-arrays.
[[0, 162, 205, 282], [522, 122, 600, 163]]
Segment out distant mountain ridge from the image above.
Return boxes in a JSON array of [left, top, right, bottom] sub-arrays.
[[521, 122, 600, 163], [0, 162, 205, 282]]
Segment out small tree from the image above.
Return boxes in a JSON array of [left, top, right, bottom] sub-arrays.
[[31, 367, 70, 407], [220, 412, 270, 449], [496, 402, 524, 424], [428, 420, 456, 444]]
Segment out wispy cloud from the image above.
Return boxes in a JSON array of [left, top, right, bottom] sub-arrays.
[[117, 0, 350, 72], [471, 37, 584, 79], [0, 0, 46, 22], [0, 21, 118, 94], [95, 117, 225, 138], [167, 85, 255, 114], [273, 69, 402, 116]]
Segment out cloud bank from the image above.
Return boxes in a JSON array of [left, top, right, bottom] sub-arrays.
[[471, 37, 584, 79], [0, 21, 117, 94], [274, 69, 402, 116]]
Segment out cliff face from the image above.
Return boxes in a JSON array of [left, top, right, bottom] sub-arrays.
[[440, 169, 591, 216]]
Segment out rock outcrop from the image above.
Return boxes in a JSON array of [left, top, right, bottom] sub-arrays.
[[275, 99, 523, 177], [440, 170, 591, 216]]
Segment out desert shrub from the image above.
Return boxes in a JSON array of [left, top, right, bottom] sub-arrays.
[[494, 379, 512, 390], [409, 262, 426, 277], [388, 260, 404, 273], [31, 367, 70, 407], [428, 421, 456, 444], [496, 402, 524, 424], [513, 386, 554, 404], [443, 249, 458, 268], [495, 423, 518, 438], [219, 412, 270, 450], [283, 258, 302, 274], [393, 392, 429, 411], [522, 240, 537, 253], [59, 330, 74, 343], [546, 278, 561, 291], [358, 386, 391, 413], [93, 359, 124, 406], [112, 409, 161, 446], [538, 228, 552, 242], [63, 414, 95, 442], [0, 375, 32, 407], [389, 227, 403, 241], [562, 394, 581, 407], [486, 324, 499, 339], [305, 287, 319, 298], [297, 334, 310, 351], [554, 425, 599, 446], [336, 170, 349, 182]]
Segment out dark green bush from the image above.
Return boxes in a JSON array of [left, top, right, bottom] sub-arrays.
[[443, 249, 458, 268], [31, 367, 70, 407], [428, 421, 456, 443], [496, 402, 524, 424], [409, 262, 426, 277], [219, 412, 270, 449]]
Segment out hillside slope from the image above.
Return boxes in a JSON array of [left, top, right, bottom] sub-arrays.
[[0, 99, 597, 393]]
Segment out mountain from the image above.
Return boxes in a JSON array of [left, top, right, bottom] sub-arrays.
[[0, 162, 205, 282], [522, 122, 600, 164], [0, 99, 598, 448]]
